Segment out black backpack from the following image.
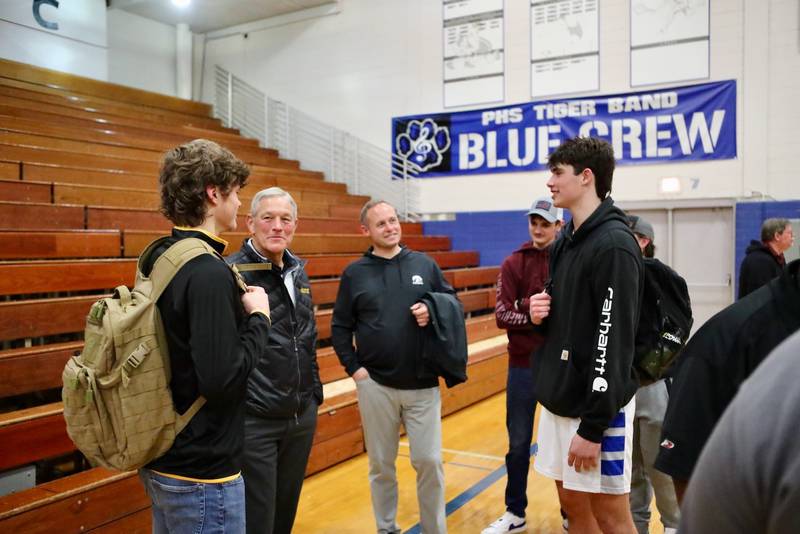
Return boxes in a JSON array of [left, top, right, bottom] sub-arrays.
[[634, 258, 693, 383]]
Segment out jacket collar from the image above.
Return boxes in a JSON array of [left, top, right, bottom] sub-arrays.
[[172, 227, 228, 255], [562, 197, 628, 246], [242, 238, 303, 274], [364, 244, 410, 262]]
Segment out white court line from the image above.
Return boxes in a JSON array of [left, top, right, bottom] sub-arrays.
[[398, 441, 505, 462]]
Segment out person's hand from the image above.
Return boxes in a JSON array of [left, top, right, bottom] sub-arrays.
[[528, 291, 551, 325], [352, 367, 370, 382], [241, 286, 269, 317], [567, 434, 601, 473], [410, 302, 430, 327]]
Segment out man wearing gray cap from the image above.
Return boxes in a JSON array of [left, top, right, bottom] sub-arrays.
[[482, 196, 562, 534], [627, 215, 680, 534]]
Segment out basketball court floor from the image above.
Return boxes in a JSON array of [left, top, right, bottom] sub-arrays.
[[294, 391, 665, 533]]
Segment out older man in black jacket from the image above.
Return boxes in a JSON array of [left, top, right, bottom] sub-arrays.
[[738, 218, 794, 299], [228, 187, 323, 534]]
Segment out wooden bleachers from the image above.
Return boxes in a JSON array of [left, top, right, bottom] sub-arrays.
[[0, 58, 507, 531]]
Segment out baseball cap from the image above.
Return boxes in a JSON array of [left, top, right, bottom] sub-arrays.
[[628, 215, 655, 241], [526, 196, 560, 223]]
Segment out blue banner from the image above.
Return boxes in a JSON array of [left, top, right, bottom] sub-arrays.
[[392, 80, 736, 177]]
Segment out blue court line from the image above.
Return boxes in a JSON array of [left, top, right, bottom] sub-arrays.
[[397, 453, 495, 473], [403, 443, 537, 534]]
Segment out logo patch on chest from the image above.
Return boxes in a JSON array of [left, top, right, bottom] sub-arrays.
[[299, 287, 310, 294], [411, 275, 424, 285]]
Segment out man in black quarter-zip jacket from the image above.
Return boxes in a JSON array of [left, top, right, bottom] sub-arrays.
[[332, 200, 458, 534], [140, 139, 271, 534], [529, 137, 643, 534], [227, 187, 322, 534]]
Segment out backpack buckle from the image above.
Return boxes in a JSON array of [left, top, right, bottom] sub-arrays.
[[126, 342, 151, 369]]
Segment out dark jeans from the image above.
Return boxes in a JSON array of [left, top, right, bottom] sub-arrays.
[[504, 366, 537, 518], [139, 469, 246, 534], [243, 400, 318, 534]]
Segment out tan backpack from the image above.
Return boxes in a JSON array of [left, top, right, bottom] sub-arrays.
[[62, 237, 246, 471]]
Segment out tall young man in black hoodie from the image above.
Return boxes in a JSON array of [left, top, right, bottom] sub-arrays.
[[529, 137, 643, 533], [332, 200, 457, 534], [140, 139, 271, 533]]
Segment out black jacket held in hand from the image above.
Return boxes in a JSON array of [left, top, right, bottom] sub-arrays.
[[332, 246, 458, 390], [420, 291, 467, 388], [532, 198, 643, 443], [227, 241, 323, 420]]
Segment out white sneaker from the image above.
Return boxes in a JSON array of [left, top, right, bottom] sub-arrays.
[[481, 511, 527, 534]]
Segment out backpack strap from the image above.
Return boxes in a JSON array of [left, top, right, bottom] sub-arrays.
[[175, 397, 206, 433], [146, 238, 219, 302], [235, 262, 272, 272]]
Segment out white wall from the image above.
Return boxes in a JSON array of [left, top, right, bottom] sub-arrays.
[[200, 0, 798, 213], [0, 0, 107, 80], [106, 9, 178, 97]]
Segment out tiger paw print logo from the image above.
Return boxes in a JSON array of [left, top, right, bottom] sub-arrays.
[[395, 119, 451, 171]]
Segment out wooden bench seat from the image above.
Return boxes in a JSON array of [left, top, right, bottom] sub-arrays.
[[443, 266, 500, 288], [0, 129, 290, 170], [20, 161, 338, 193], [0, 58, 211, 117], [0, 313, 500, 402], [0, 74, 224, 128], [0, 467, 150, 534], [0, 104, 256, 154], [0, 115, 277, 166], [0, 180, 365, 219], [122, 231, 450, 257], [0, 326, 506, 475], [0, 94, 238, 145], [0, 201, 85, 230], [0, 230, 121, 260], [0, 403, 74, 473], [0, 82, 237, 134], [0, 245, 474, 272], [0, 255, 472, 299], [0, 285, 495, 345]]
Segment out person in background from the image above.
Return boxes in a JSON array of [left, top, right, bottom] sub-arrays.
[[626, 215, 680, 534], [482, 196, 562, 534], [738, 218, 794, 298]]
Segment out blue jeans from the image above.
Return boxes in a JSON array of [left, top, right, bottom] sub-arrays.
[[504, 366, 537, 518], [139, 469, 246, 534]]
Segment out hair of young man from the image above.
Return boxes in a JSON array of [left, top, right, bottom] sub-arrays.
[[250, 186, 298, 219], [159, 139, 250, 227], [761, 218, 790, 243], [547, 136, 616, 200], [359, 199, 397, 226]]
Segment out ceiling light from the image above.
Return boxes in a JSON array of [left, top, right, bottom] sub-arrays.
[[172, 0, 190, 7], [659, 177, 682, 194]]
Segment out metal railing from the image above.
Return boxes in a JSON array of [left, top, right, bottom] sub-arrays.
[[214, 66, 422, 220], [214, 67, 266, 147]]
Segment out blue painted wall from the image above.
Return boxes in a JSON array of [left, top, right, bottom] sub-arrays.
[[423, 209, 571, 267], [423, 201, 800, 282]]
